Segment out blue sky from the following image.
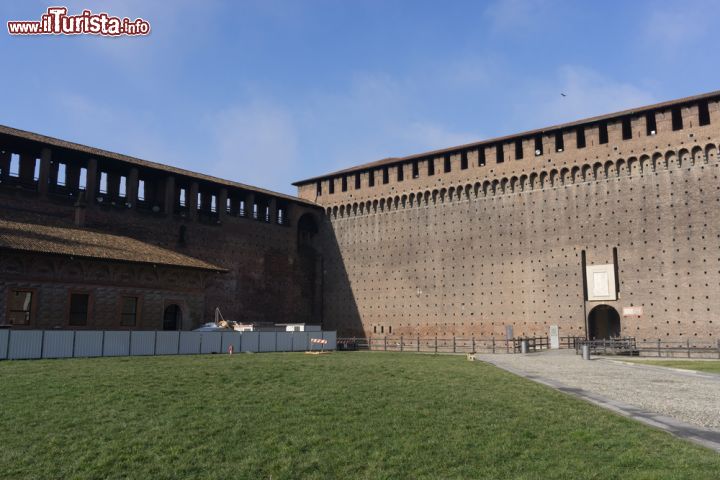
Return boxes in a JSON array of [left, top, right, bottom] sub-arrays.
[[1, 0, 718, 194]]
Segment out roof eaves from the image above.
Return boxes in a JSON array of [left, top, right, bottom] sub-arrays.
[[0, 245, 228, 273]]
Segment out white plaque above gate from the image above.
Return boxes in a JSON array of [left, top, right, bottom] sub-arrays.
[[586, 264, 617, 301]]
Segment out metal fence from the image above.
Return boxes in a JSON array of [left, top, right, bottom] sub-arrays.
[[337, 336, 585, 354], [575, 337, 637, 356], [638, 339, 720, 359], [0, 329, 336, 361], [574, 337, 720, 359]]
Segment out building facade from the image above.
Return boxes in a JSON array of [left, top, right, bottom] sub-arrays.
[[0, 216, 223, 330], [0, 126, 323, 330], [294, 91, 720, 342], [2, 91, 719, 341]]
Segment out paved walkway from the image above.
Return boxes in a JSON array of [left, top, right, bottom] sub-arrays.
[[474, 350, 720, 451]]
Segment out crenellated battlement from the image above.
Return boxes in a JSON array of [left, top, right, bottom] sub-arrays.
[[322, 143, 718, 220], [294, 91, 720, 208]]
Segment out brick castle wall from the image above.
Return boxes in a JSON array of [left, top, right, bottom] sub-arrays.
[[299, 96, 720, 341]]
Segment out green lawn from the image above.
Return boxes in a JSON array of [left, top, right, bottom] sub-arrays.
[[1, 353, 718, 479], [622, 359, 720, 374]]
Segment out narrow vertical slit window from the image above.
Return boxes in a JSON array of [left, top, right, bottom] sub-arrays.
[[328, 178, 335, 194], [99, 172, 108, 194], [621, 117, 632, 140], [355, 173, 361, 189], [598, 122, 609, 144], [368, 171, 375, 187], [576, 127, 586, 148], [397, 165, 404, 181], [9, 153, 20, 177], [443, 156, 451, 173], [534, 136, 543, 156], [412, 161, 419, 178], [580, 250, 588, 301], [612, 247, 620, 294], [496, 144, 504, 163], [671, 107, 683, 131], [341, 176, 347, 192], [460, 151, 468, 170], [316, 181, 322, 196], [427, 159, 435, 176], [478, 148, 486, 166], [57, 163, 67, 186], [698, 101, 710, 126], [555, 132, 564, 152], [515, 140, 523, 159], [646, 111, 657, 135], [382, 167, 389, 184], [119, 176, 127, 198], [79, 167, 87, 190]]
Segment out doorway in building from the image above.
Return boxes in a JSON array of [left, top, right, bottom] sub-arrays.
[[587, 304, 620, 339], [163, 304, 182, 331]]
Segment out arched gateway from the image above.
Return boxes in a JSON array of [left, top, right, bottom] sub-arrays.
[[588, 305, 620, 339]]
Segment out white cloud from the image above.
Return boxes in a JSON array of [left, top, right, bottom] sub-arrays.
[[484, 0, 553, 31], [299, 69, 486, 174], [48, 90, 186, 170], [50, 91, 302, 194], [394, 122, 478, 152], [58, 0, 220, 73], [205, 101, 299, 193], [56, 92, 114, 123], [642, 0, 720, 55]]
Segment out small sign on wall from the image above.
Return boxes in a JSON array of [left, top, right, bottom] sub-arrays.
[[586, 264, 617, 301], [622, 306, 643, 317]]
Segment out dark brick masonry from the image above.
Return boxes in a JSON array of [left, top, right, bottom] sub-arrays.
[[295, 91, 720, 342]]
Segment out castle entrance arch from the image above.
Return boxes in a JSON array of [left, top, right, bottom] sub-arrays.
[[587, 305, 620, 339]]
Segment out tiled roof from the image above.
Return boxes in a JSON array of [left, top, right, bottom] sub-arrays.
[[0, 217, 226, 272], [293, 89, 720, 185]]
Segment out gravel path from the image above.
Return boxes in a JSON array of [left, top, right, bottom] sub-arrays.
[[475, 350, 720, 431]]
